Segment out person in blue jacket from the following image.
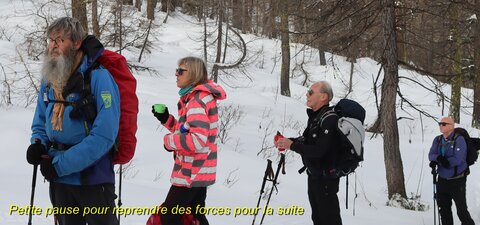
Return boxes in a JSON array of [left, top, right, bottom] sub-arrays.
[[26, 17, 119, 225], [428, 117, 475, 225]]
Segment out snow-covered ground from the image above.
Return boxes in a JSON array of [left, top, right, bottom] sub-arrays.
[[0, 1, 479, 224]]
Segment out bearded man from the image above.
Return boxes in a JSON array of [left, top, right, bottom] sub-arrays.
[[26, 17, 120, 225]]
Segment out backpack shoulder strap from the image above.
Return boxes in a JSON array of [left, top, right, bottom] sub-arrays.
[[435, 135, 443, 154], [436, 135, 442, 145], [77, 61, 102, 129], [452, 133, 462, 152], [82, 61, 101, 95], [319, 109, 338, 128], [452, 133, 463, 176]]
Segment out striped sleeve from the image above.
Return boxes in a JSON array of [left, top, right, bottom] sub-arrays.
[[163, 94, 212, 155], [162, 114, 179, 133]]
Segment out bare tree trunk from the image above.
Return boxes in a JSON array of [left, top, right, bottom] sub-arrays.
[[396, 5, 407, 63], [253, 0, 260, 34], [162, 0, 174, 23], [319, 47, 327, 66], [381, 0, 406, 200], [347, 47, 358, 95], [450, 60, 462, 123], [196, 1, 204, 21], [428, 25, 434, 72], [92, 0, 100, 38], [222, 14, 229, 63], [147, 0, 157, 20], [264, 0, 278, 38], [241, 0, 252, 33], [232, 0, 242, 30], [72, 0, 88, 33], [270, 0, 278, 38], [135, 0, 142, 11], [1, 64, 11, 105], [171, 0, 177, 12], [203, 2, 208, 64], [212, 0, 224, 82], [367, 66, 384, 134], [473, 0, 480, 128], [449, 3, 461, 123], [279, 0, 290, 96], [261, 0, 270, 37], [160, 0, 175, 12], [348, 59, 355, 95], [118, 1, 123, 54], [139, 19, 153, 62], [241, 0, 247, 33], [113, 3, 118, 47]]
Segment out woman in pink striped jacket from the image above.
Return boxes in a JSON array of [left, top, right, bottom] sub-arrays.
[[152, 56, 226, 225]]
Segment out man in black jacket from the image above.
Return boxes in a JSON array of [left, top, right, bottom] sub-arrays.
[[275, 81, 342, 225]]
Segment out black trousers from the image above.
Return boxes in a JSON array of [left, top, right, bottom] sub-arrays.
[[161, 185, 209, 225], [437, 176, 475, 225], [49, 182, 118, 225], [307, 175, 342, 225]]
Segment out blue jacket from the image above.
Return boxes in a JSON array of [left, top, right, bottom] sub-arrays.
[[428, 132, 468, 179], [31, 54, 120, 185]]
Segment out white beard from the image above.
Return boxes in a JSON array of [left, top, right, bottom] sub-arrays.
[[41, 47, 76, 90]]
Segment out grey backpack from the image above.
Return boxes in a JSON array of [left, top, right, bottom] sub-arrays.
[[322, 99, 365, 177]]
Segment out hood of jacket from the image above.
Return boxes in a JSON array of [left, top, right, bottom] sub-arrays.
[[191, 80, 227, 100], [81, 35, 105, 67]]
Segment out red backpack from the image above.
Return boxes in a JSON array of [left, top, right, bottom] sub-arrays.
[[81, 35, 138, 165], [96, 50, 138, 164], [146, 210, 199, 225]]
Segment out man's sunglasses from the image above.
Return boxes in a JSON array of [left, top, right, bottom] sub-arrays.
[[176, 68, 188, 76], [438, 122, 450, 126]]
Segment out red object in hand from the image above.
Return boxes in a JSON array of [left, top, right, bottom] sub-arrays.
[[275, 131, 285, 151]]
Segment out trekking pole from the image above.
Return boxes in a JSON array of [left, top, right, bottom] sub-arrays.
[[117, 165, 123, 225], [252, 160, 274, 225], [353, 173, 358, 216], [28, 164, 38, 225], [345, 175, 349, 209], [259, 153, 285, 225], [432, 167, 437, 225]]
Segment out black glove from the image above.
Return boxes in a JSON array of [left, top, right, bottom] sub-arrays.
[[429, 161, 437, 174], [437, 155, 450, 168], [152, 106, 169, 124], [26, 140, 46, 165], [40, 157, 58, 181]]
